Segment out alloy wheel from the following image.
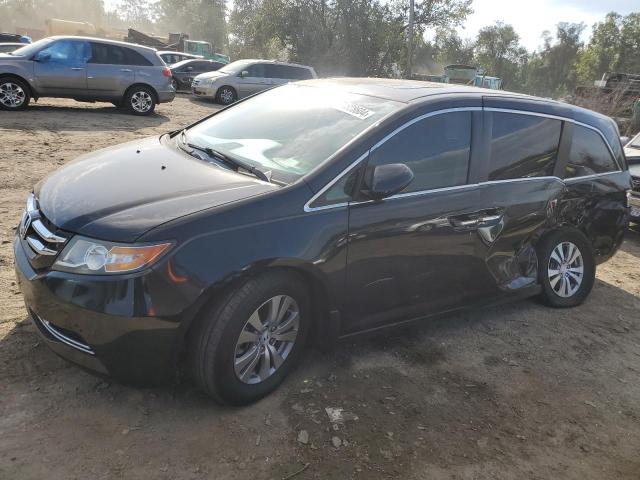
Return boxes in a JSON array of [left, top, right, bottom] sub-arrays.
[[0, 82, 26, 108], [233, 295, 300, 384], [548, 241, 584, 298], [219, 88, 234, 104], [131, 91, 153, 113]]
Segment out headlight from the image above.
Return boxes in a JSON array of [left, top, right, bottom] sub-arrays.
[[53, 236, 172, 275]]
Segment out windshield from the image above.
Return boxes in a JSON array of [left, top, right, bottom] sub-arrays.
[[218, 60, 254, 75], [185, 84, 402, 183], [10, 38, 53, 57]]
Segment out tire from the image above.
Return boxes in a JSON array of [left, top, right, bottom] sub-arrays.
[[189, 271, 311, 405], [123, 86, 156, 115], [0, 76, 30, 110], [538, 229, 596, 308], [171, 78, 179, 92], [216, 85, 237, 105]]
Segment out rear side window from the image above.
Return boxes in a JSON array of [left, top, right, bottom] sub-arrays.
[[124, 47, 152, 66], [289, 67, 313, 80], [565, 125, 618, 178], [369, 112, 471, 194], [90, 43, 152, 66], [246, 64, 266, 77], [488, 113, 562, 180]]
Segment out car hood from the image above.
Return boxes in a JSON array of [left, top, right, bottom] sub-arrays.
[[195, 70, 227, 80], [35, 136, 279, 242]]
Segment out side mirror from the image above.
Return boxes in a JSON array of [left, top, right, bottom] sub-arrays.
[[34, 51, 51, 62], [240, 70, 249, 78], [185, 66, 193, 72], [363, 163, 414, 201], [620, 136, 630, 146]]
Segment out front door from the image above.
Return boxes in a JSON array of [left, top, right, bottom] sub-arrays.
[[236, 63, 273, 98], [344, 109, 497, 332], [34, 39, 89, 96]]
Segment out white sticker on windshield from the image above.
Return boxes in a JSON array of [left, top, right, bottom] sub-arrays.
[[333, 101, 374, 120]]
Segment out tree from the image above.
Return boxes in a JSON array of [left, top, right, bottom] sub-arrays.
[[575, 13, 622, 84], [474, 21, 527, 90], [433, 28, 474, 66], [155, 0, 228, 51], [522, 22, 584, 97]]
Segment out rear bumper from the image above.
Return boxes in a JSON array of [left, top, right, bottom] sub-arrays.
[[157, 89, 175, 104], [630, 193, 640, 221], [13, 234, 183, 385]]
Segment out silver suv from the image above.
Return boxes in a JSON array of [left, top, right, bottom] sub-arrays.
[[192, 59, 317, 105], [0, 36, 175, 115]]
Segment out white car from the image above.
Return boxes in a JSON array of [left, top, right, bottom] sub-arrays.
[[191, 59, 317, 105]]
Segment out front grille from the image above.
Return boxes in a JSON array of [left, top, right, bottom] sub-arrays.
[[19, 193, 68, 268], [31, 310, 94, 355], [632, 176, 640, 193]]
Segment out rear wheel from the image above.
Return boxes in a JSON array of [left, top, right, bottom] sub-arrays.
[[216, 86, 237, 105], [124, 86, 156, 115], [0, 76, 30, 110], [189, 271, 311, 405], [538, 230, 595, 308]]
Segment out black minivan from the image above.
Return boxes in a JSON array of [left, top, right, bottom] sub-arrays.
[[14, 79, 632, 404]]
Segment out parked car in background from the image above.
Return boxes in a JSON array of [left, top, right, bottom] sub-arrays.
[[0, 33, 31, 44], [0, 36, 174, 114], [13, 79, 631, 404], [157, 50, 203, 66], [0, 43, 23, 53], [192, 59, 317, 104], [624, 132, 640, 222], [170, 58, 225, 91]]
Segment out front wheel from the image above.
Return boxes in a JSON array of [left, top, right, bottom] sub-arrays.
[[124, 86, 156, 115], [216, 86, 237, 105], [0, 76, 30, 110], [538, 230, 596, 308], [189, 271, 310, 405]]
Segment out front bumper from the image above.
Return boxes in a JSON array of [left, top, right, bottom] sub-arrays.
[[192, 83, 217, 98], [14, 234, 183, 385]]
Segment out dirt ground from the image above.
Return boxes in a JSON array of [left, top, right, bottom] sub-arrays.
[[1, 96, 640, 480]]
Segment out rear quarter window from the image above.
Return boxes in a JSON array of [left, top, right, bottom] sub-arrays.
[[565, 125, 619, 178], [488, 112, 562, 181]]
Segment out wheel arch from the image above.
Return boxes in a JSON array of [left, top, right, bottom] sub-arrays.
[[0, 73, 37, 99], [176, 259, 337, 359], [124, 83, 159, 104]]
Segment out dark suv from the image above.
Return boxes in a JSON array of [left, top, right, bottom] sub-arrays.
[[0, 36, 174, 114], [13, 79, 632, 404]]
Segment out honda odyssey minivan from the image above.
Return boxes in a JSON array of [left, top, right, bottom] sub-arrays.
[[14, 79, 632, 404]]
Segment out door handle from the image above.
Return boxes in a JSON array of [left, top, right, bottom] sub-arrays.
[[120, 68, 133, 72], [449, 216, 479, 228], [478, 214, 502, 225], [70, 67, 84, 71]]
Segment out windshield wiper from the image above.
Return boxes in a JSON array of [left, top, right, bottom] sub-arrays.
[[177, 129, 271, 183]]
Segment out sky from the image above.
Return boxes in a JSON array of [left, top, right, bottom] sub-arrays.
[[460, 0, 638, 51], [104, 0, 639, 51]]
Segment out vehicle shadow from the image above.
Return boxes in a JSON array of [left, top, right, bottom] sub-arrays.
[[3, 102, 171, 131], [1, 273, 639, 477]]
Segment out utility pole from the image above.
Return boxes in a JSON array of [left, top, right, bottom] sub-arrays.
[[406, 0, 415, 79]]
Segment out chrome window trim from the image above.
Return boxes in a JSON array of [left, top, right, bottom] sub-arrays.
[[485, 107, 623, 171], [304, 107, 480, 213], [304, 106, 623, 213]]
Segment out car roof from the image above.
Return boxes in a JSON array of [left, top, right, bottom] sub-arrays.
[[296, 77, 613, 124], [230, 59, 314, 69], [46, 35, 157, 53]]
